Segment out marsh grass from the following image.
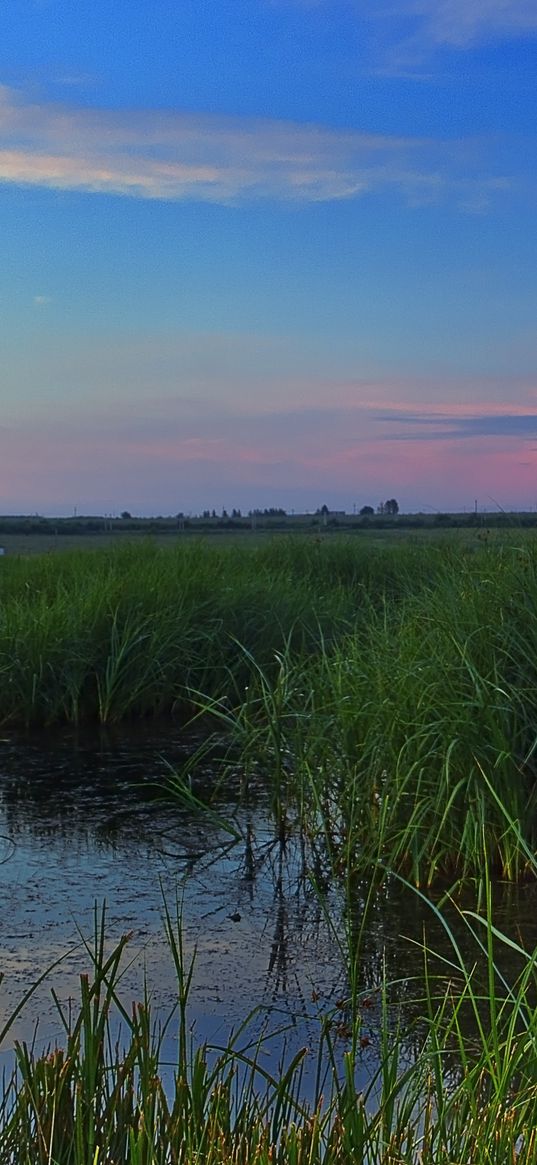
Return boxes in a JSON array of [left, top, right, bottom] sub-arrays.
[[2, 857, 537, 1165], [3, 536, 537, 878], [0, 540, 354, 726], [3, 538, 537, 1157], [182, 541, 537, 883]]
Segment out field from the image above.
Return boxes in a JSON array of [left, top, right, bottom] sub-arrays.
[[0, 524, 460, 556], [1, 504, 536, 555], [2, 533, 537, 1161]]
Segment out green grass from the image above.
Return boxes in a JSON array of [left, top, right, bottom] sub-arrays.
[[2, 867, 537, 1164], [3, 536, 537, 880], [0, 536, 429, 726], [4, 532, 537, 1155]]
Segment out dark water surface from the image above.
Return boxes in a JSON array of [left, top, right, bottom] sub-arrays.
[[1, 726, 537, 1089]]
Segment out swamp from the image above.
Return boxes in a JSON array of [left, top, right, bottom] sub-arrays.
[[2, 532, 537, 1162]]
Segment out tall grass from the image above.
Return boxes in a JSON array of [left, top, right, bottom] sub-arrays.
[[2, 863, 537, 1164], [0, 534, 522, 728], [178, 542, 537, 883], [0, 539, 355, 725], [3, 535, 537, 878]]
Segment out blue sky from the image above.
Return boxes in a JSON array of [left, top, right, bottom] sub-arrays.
[[1, 0, 536, 515]]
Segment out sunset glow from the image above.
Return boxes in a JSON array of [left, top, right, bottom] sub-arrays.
[[1, 2, 535, 515]]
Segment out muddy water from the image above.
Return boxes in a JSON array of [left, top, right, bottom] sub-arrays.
[[1, 727, 536, 1088]]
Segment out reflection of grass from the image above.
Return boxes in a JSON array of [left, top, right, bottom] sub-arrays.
[[2, 869, 537, 1164], [4, 537, 537, 1156]]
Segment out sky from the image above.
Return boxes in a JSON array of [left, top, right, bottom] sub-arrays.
[[1, 0, 536, 516]]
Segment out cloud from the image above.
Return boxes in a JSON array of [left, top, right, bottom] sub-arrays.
[[288, 0, 537, 44], [283, 0, 537, 67], [0, 83, 509, 208], [3, 388, 537, 514], [33, 294, 51, 306], [16, 386, 537, 457], [374, 405, 537, 440], [371, 0, 537, 69], [383, 0, 537, 49]]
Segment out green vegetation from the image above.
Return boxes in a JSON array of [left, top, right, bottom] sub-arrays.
[[2, 504, 537, 552], [3, 535, 537, 1159], [2, 866, 537, 1163], [2, 535, 537, 881]]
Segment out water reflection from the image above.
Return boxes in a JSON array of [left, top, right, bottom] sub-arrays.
[[0, 725, 536, 1089], [0, 727, 342, 1077]]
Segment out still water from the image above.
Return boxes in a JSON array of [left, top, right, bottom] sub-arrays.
[[1, 726, 536, 1086]]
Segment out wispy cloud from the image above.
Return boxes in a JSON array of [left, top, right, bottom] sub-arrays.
[[382, 0, 537, 50], [16, 384, 537, 453], [283, 0, 537, 67], [0, 84, 509, 207], [374, 403, 537, 440], [3, 387, 537, 514], [371, 0, 537, 71]]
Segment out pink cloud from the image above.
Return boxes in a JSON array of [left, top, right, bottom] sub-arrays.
[[3, 387, 537, 515]]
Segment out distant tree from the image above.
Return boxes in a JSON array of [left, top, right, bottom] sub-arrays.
[[248, 507, 286, 518], [360, 505, 374, 516], [385, 498, 399, 515], [121, 511, 132, 520], [377, 501, 385, 515], [317, 503, 329, 526]]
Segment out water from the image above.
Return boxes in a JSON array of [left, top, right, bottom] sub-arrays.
[[1, 726, 536, 1091], [0, 727, 351, 1083]]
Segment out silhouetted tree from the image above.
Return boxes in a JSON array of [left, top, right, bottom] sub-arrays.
[[385, 498, 399, 515]]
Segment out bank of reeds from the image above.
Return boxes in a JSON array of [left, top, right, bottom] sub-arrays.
[[4, 535, 537, 1156], [3, 535, 537, 879], [0, 539, 359, 725], [186, 540, 537, 883], [2, 871, 537, 1164]]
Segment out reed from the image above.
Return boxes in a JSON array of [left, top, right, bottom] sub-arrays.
[[4, 536, 537, 877], [183, 541, 537, 883], [2, 862, 537, 1165], [0, 539, 352, 725], [3, 536, 537, 1157]]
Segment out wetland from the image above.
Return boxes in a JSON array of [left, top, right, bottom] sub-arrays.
[[2, 534, 537, 1161]]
